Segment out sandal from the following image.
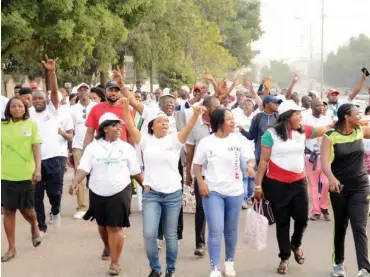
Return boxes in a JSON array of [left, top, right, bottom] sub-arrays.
[[1, 251, 16, 262], [32, 236, 42, 247], [277, 260, 289, 275], [101, 249, 111, 261], [291, 246, 305, 265], [108, 264, 121, 276]]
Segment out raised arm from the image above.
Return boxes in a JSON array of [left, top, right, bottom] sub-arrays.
[[42, 55, 59, 109], [178, 106, 206, 144], [285, 74, 299, 100], [348, 73, 368, 101], [244, 79, 262, 107], [121, 97, 141, 144], [204, 72, 219, 95]]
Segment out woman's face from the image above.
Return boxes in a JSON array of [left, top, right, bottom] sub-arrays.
[[289, 111, 303, 129], [347, 107, 361, 127], [152, 116, 169, 138], [104, 122, 121, 141], [90, 92, 102, 103], [10, 98, 26, 119], [243, 100, 254, 115], [221, 110, 235, 134]]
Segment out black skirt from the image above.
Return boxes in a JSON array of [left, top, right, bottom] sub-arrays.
[[1, 180, 35, 210], [83, 185, 132, 227]]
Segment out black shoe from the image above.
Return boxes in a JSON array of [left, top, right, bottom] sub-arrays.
[[165, 271, 175, 277], [194, 246, 205, 257], [148, 269, 162, 277]]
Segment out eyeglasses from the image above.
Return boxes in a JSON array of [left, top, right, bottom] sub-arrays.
[[82, 109, 87, 119]]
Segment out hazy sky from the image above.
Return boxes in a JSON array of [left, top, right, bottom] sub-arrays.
[[252, 0, 370, 66]]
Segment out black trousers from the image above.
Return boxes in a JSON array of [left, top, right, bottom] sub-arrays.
[[263, 176, 309, 260], [194, 177, 206, 248], [330, 186, 370, 271], [158, 159, 184, 240], [34, 157, 67, 232]]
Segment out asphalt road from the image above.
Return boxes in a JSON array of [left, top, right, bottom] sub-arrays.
[[1, 169, 363, 277]]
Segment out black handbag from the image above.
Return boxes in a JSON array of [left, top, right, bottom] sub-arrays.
[[252, 198, 275, 225]]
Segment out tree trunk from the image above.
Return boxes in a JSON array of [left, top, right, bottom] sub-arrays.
[[44, 68, 50, 92], [100, 71, 108, 86], [149, 60, 153, 93]]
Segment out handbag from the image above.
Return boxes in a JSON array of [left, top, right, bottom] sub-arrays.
[[251, 198, 275, 225], [244, 202, 268, 251]]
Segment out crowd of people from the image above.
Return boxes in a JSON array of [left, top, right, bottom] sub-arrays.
[[1, 55, 370, 277]]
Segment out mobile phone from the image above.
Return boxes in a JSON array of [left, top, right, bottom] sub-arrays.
[[339, 184, 344, 193], [362, 67, 370, 77]]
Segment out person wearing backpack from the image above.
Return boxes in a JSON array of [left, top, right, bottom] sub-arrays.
[[240, 95, 281, 164]]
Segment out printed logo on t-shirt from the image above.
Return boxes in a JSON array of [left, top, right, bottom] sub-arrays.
[[23, 131, 31, 137]]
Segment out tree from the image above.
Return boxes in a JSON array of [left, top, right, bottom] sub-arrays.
[[324, 34, 370, 88], [261, 60, 295, 89]]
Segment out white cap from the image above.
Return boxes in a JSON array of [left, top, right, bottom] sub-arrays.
[[180, 85, 190, 93], [99, 112, 124, 126], [76, 83, 90, 91], [278, 99, 306, 115], [148, 110, 168, 122], [163, 88, 170, 95]]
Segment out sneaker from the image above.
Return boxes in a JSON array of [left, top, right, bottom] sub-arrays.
[[210, 269, 222, 277], [157, 239, 164, 250], [194, 246, 205, 257], [357, 269, 370, 277], [247, 198, 253, 205], [48, 212, 53, 224], [52, 213, 61, 228], [165, 271, 175, 277], [40, 231, 47, 238], [333, 264, 346, 277], [148, 269, 162, 277], [310, 214, 321, 221], [225, 261, 236, 277], [241, 202, 248, 210], [73, 211, 86, 219], [322, 209, 331, 221]]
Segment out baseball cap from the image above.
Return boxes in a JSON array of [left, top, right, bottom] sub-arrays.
[[105, 80, 120, 90], [328, 88, 340, 95], [30, 81, 41, 90], [159, 94, 175, 101], [99, 112, 124, 126], [263, 95, 283, 106], [76, 83, 90, 91], [193, 84, 208, 92], [278, 99, 306, 115], [180, 85, 190, 93]]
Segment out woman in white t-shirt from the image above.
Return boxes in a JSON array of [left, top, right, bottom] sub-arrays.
[[70, 112, 143, 276], [123, 97, 205, 277], [193, 107, 256, 277]]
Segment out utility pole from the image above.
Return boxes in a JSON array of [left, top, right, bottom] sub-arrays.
[[320, 0, 325, 98]]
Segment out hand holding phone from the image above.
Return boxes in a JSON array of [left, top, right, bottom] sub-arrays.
[[362, 67, 370, 77]]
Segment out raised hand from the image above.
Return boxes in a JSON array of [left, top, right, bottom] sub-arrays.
[[204, 72, 215, 82], [193, 106, 207, 117], [293, 73, 299, 83], [112, 66, 124, 87], [362, 72, 368, 81], [41, 54, 58, 72], [117, 97, 129, 109]]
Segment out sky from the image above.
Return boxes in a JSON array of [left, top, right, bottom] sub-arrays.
[[252, 0, 370, 67]]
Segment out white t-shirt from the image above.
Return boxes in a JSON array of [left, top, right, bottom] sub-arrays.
[[233, 108, 256, 151], [303, 114, 332, 152], [70, 101, 97, 150], [193, 133, 255, 196], [1, 96, 9, 119], [139, 133, 184, 193], [79, 139, 141, 196], [30, 103, 73, 160]]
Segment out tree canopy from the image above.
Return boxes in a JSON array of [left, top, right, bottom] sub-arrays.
[[2, 0, 262, 89], [261, 60, 295, 89], [324, 34, 370, 88]]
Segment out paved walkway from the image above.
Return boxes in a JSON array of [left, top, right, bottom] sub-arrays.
[[1, 169, 362, 277]]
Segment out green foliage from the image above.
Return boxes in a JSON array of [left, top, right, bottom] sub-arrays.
[[261, 60, 294, 89], [157, 61, 196, 89], [324, 34, 370, 88]]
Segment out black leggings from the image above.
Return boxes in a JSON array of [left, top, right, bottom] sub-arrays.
[[330, 187, 370, 271]]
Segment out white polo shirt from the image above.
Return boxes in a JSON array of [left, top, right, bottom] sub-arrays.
[[303, 114, 332, 152], [139, 133, 184, 193], [79, 139, 141, 196], [30, 103, 73, 160], [70, 101, 97, 150], [193, 133, 255, 196]]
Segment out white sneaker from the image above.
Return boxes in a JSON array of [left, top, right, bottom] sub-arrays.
[[73, 211, 86, 219], [225, 261, 236, 277], [52, 213, 61, 228], [210, 269, 222, 277], [48, 213, 53, 224], [157, 239, 164, 249], [40, 231, 47, 238]]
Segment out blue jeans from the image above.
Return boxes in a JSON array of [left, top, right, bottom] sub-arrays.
[[142, 189, 182, 273], [202, 191, 244, 270], [243, 177, 255, 199]]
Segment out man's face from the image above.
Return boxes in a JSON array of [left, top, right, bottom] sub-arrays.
[[77, 86, 89, 100], [236, 91, 246, 103], [154, 90, 163, 100], [105, 88, 121, 103], [266, 101, 279, 112], [159, 97, 175, 116], [32, 91, 47, 112], [312, 100, 324, 115], [327, 93, 339, 103], [19, 94, 33, 108], [135, 93, 142, 102]]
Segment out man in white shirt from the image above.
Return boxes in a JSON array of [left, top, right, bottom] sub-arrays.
[[1, 95, 9, 119], [69, 83, 96, 219], [303, 98, 332, 221], [31, 56, 74, 235]]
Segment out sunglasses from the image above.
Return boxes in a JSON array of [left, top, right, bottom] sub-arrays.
[[82, 109, 87, 119]]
